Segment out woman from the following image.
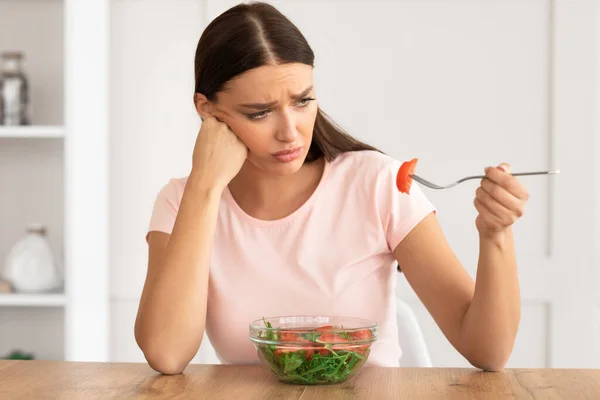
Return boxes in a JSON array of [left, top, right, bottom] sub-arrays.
[[135, 2, 528, 375]]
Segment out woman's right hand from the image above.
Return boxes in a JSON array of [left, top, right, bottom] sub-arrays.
[[190, 116, 248, 191]]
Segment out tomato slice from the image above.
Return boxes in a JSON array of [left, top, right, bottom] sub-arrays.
[[317, 332, 356, 354], [350, 329, 373, 341], [318, 332, 350, 342], [315, 326, 334, 333], [396, 158, 418, 194], [276, 330, 315, 359], [274, 346, 315, 360], [279, 331, 301, 342], [350, 329, 373, 353]]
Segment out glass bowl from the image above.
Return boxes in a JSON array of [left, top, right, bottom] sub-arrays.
[[249, 316, 378, 385]]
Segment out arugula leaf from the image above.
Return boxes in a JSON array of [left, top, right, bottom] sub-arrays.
[[283, 352, 304, 373], [337, 331, 352, 340], [262, 318, 280, 341], [302, 332, 320, 342], [262, 317, 272, 329]]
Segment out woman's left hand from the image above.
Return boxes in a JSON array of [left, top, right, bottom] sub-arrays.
[[474, 163, 530, 238]]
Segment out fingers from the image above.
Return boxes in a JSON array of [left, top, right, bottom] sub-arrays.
[[474, 162, 530, 234], [473, 196, 505, 228], [483, 163, 530, 201], [475, 186, 519, 226], [475, 185, 511, 218], [201, 114, 229, 133], [480, 177, 524, 218], [201, 114, 217, 126]]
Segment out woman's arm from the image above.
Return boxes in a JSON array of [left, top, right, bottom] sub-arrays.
[[460, 228, 520, 370], [394, 214, 519, 371], [135, 116, 247, 375], [135, 180, 221, 375], [394, 164, 527, 371]]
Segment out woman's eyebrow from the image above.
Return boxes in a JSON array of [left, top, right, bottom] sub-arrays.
[[238, 85, 314, 109], [290, 85, 314, 100]]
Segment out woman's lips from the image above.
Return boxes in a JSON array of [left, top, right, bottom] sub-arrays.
[[272, 146, 303, 163]]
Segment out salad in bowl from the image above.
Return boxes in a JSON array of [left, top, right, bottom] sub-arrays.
[[249, 316, 377, 385]]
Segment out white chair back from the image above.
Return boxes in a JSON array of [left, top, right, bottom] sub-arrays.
[[396, 299, 432, 367]]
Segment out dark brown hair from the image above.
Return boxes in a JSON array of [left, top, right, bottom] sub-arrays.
[[193, 1, 381, 162]]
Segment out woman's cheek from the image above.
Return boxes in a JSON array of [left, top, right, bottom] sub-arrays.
[[232, 126, 269, 154]]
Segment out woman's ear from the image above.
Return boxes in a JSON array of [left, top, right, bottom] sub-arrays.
[[194, 93, 212, 119]]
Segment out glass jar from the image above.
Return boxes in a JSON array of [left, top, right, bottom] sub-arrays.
[[0, 51, 30, 126]]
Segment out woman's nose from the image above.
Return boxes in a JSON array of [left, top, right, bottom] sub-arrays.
[[275, 109, 298, 143]]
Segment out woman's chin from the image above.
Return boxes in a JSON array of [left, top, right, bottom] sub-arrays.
[[268, 158, 306, 175], [249, 155, 306, 176]]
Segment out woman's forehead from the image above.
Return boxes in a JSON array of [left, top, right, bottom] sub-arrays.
[[221, 63, 314, 101]]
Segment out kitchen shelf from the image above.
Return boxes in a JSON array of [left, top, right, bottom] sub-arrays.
[[0, 126, 64, 138], [0, 293, 66, 307], [0, 0, 109, 362]]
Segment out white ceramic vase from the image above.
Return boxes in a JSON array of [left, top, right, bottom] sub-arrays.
[[2, 224, 61, 293]]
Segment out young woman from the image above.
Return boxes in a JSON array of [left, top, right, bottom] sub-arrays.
[[135, 2, 529, 375]]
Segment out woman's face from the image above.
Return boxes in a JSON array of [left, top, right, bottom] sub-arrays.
[[197, 63, 318, 176]]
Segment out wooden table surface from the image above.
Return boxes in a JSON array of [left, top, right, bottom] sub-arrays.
[[1, 360, 599, 399]]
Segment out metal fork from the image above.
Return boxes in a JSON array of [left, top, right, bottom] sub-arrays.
[[410, 169, 560, 190]]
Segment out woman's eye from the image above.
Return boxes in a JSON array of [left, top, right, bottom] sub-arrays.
[[246, 98, 315, 120], [247, 110, 270, 120], [297, 97, 316, 107]]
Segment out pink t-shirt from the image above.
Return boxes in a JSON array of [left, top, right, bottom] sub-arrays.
[[147, 150, 436, 367]]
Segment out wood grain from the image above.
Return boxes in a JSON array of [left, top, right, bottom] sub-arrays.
[[0, 361, 599, 399]]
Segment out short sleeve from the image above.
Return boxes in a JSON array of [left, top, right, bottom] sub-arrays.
[[147, 179, 184, 240], [375, 157, 437, 252]]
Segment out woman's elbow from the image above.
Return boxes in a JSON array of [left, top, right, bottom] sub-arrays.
[[467, 350, 511, 372], [135, 331, 191, 374], [470, 359, 508, 372], [143, 349, 190, 375]]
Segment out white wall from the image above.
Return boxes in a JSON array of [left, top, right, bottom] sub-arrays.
[[595, 0, 600, 368], [109, 0, 599, 367], [109, 0, 218, 363]]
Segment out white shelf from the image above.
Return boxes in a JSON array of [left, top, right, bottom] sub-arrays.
[[0, 0, 110, 362], [0, 126, 64, 138], [0, 293, 66, 307]]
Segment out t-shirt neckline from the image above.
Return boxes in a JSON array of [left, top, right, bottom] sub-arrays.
[[222, 158, 332, 228]]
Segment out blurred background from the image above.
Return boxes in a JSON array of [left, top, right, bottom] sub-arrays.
[[0, 0, 598, 368]]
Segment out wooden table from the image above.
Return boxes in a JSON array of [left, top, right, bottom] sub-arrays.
[[1, 360, 599, 399]]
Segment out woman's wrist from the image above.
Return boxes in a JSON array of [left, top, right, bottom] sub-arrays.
[[479, 228, 512, 250], [188, 169, 226, 199]]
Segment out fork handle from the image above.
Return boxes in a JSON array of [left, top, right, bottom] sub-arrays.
[[511, 170, 560, 177], [486, 170, 559, 178], [464, 169, 560, 182]]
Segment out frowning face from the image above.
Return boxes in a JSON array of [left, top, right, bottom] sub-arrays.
[[196, 63, 318, 176]]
